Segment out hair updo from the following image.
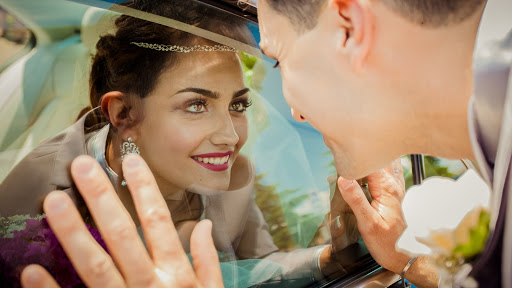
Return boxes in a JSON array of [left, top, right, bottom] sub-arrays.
[[78, 0, 252, 119]]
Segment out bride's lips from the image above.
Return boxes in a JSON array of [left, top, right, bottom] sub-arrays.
[[191, 151, 233, 172]]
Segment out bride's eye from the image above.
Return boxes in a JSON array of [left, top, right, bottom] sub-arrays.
[[186, 100, 208, 113], [231, 102, 244, 112], [229, 98, 253, 112]]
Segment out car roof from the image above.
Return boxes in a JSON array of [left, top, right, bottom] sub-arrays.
[[1, 0, 258, 45]]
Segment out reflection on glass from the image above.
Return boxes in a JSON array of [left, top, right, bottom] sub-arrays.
[[0, 7, 32, 70], [0, 0, 371, 287], [402, 155, 470, 190], [423, 156, 468, 180]]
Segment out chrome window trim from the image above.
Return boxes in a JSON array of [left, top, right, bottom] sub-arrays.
[[316, 261, 400, 288]]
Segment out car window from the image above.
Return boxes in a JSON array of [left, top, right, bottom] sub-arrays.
[[0, 7, 33, 73], [402, 155, 472, 190], [0, 1, 469, 287], [423, 156, 470, 179]]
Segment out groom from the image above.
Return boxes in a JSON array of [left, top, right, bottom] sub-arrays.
[[23, 0, 512, 288], [257, 0, 509, 287]]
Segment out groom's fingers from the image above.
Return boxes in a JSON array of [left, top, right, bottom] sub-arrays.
[[338, 176, 379, 230], [388, 159, 405, 194], [190, 220, 223, 288], [122, 154, 193, 275], [21, 264, 59, 288], [382, 159, 406, 200], [70, 155, 154, 286], [43, 191, 124, 288]]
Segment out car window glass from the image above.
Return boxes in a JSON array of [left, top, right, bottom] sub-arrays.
[[0, 1, 416, 287]]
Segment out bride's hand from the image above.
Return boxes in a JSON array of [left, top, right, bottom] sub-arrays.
[[21, 154, 223, 288]]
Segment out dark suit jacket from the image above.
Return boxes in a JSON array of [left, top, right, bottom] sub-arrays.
[[468, 31, 512, 287]]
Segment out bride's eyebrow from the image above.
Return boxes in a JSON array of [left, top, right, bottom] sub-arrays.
[[233, 88, 250, 99], [175, 88, 220, 99]]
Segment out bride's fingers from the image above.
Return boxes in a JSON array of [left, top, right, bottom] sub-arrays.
[[43, 192, 124, 288], [70, 155, 155, 286], [21, 265, 60, 288], [190, 220, 223, 288], [122, 154, 193, 275]]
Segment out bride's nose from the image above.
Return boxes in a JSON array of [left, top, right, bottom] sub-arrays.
[[210, 113, 239, 146]]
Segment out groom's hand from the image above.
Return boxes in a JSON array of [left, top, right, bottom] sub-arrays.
[[337, 159, 410, 274], [21, 155, 223, 288]]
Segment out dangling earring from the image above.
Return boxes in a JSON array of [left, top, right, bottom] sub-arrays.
[[120, 137, 140, 186]]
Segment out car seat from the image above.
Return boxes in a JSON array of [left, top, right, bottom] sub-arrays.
[[0, 5, 117, 182]]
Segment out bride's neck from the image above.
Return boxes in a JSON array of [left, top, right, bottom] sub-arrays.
[[106, 133, 183, 200]]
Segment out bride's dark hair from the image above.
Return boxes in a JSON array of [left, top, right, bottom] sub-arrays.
[[77, 0, 252, 120]]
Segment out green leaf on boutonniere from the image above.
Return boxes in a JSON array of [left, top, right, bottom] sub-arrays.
[[453, 210, 490, 259]]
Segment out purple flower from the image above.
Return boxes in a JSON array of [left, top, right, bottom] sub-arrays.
[[0, 217, 108, 287]]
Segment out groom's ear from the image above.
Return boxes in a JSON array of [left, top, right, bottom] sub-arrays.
[[329, 0, 374, 73]]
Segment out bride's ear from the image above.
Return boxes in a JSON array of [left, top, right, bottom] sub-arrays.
[[100, 91, 138, 133]]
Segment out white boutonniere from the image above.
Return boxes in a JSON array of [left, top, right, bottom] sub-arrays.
[[397, 169, 491, 288]]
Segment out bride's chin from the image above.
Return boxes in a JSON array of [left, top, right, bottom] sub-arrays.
[[185, 182, 230, 196]]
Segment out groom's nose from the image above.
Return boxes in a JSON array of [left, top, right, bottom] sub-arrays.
[[291, 108, 306, 122]]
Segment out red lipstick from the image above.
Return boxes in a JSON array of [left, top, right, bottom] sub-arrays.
[[192, 151, 233, 158]]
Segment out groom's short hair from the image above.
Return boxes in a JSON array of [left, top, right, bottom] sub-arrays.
[[264, 0, 487, 31]]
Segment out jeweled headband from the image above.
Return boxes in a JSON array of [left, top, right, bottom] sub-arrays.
[[130, 42, 237, 53]]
